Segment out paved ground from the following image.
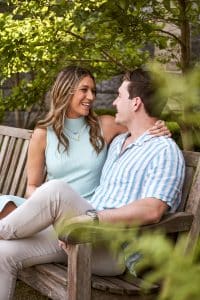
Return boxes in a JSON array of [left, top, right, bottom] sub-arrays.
[[14, 280, 48, 300]]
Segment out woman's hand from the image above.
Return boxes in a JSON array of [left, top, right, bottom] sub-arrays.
[[149, 120, 171, 137]]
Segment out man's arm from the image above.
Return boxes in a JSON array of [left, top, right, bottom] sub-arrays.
[[97, 144, 185, 226], [97, 197, 169, 226]]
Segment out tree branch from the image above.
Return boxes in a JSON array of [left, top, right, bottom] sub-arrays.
[[65, 30, 126, 69], [101, 50, 126, 70], [154, 28, 185, 47]]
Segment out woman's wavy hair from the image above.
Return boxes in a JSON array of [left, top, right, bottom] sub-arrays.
[[37, 66, 105, 153]]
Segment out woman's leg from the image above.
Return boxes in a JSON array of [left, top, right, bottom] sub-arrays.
[[0, 180, 125, 280], [0, 180, 93, 239], [0, 202, 16, 219], [0, 226, 67, 300]]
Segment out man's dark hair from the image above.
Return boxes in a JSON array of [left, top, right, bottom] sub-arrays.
[[124, 68, 166, 117]]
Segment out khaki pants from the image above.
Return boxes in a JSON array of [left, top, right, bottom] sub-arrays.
[[0, 180, 125, 300]]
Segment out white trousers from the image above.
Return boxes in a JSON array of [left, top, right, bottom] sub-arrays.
[[0, 180, 125, 300]]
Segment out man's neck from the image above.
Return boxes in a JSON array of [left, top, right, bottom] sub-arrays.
[[125, 117, 158, 143]]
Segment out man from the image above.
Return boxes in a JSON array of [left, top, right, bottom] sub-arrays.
[[0, 68, 185, 299]]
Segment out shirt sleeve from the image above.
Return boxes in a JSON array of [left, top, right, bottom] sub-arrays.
[[141, 144, 185, 211]]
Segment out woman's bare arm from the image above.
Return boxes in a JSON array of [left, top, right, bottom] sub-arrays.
[[99, 115, 171, 145], [98, 115, 127, 144], [25, 128, 47, 198]]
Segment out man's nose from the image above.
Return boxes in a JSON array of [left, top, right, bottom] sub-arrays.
[[112, 97, 118, 107]]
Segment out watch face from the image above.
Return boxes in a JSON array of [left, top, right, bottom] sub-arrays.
[[86, 210, 99, 223]]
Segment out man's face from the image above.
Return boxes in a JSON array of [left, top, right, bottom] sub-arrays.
[[113, 81, 133, 125]]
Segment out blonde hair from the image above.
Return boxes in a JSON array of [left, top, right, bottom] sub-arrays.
[[37, 66, 105, 153]]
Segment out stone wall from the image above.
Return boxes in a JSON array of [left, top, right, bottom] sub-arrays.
[[95, 75, 122, 109]]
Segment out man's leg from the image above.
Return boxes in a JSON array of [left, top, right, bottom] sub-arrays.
[[0, 180, 93, 239], [92, 245, 126, 276], [0, 226, 67, 300]]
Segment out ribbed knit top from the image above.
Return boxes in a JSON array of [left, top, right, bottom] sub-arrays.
[[45, 117, 107, 200]]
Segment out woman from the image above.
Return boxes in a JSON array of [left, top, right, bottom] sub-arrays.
[[0, 66, 169, 219]]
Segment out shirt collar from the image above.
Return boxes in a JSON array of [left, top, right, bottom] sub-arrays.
[[123, 131, 155, 147], [116, 131, 155, 156], [133, 131, 155, 146]]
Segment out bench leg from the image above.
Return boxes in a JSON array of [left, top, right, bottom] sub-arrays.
[[67, 243, 92, 300]]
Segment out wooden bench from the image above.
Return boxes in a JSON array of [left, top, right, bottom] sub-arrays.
[[1, 125, 200, 300]]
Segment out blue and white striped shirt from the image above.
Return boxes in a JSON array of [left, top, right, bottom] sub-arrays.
[[90, 132, 185, 212]]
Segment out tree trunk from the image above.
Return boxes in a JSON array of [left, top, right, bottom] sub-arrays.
[[178, 0, 191, 73], [178, 1, 194, 149]]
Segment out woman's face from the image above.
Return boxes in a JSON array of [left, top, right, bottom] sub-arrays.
[[66, 76, 96, 118]]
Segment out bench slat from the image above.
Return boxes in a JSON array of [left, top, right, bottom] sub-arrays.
[[0, 137, 16, 193], [183, 151, 200, 167], [14, 139, 30, 196], [0, 135, 10, 172], [178, 166, 195, 211], [0, 125, 32, 139], [18, 267, 68, 300], [3, 138, 23, 194], [35, 264, 68, 285], [92, 275, 124, 294], [105, 277, 141, 294], [185, 158, 200, 251]]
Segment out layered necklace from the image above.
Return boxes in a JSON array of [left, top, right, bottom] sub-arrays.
[[64, 117, 87, 141]]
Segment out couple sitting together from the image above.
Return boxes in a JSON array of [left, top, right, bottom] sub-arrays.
[[0, 66, 185, 300]]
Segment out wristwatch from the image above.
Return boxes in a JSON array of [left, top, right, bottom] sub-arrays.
[[85, 209, 99, 224]]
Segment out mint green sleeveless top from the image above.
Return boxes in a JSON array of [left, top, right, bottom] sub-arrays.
[[45, 117, 107, 201]]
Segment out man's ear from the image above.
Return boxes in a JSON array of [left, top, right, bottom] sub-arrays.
[[132, 96, 142, 111]]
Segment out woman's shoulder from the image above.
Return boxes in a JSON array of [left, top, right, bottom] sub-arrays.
[[28, 127, 47, 156], [32, 127, 47, 140], [29, 127, 47, 149]]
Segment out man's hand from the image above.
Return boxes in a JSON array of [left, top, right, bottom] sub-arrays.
[[57, 214, 94, 251], [58, 240, 69, 254]]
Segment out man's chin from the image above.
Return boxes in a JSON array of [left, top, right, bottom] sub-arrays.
[[114, 118, 122, 125]]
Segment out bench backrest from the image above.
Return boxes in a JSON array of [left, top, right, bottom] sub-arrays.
[[0, 125, 32, 196], [0, 125, 200, 226], [181, 151, 200, 248]]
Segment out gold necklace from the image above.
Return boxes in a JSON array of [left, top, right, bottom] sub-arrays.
[[65, 124, 86, 141]]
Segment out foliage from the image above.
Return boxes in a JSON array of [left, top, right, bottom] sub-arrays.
[[61, 219, 200, 300], [95, 108, 116, 116], [89, 223, 200, 300], [0, 0, 199, 131], [166, 121, 183, 148], [149, 62, 200, 150], [126, 232, 200, 300]]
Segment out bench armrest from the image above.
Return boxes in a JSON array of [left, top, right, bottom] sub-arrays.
[[59, 212, 193, 244], [140, 211, 193, 232]]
